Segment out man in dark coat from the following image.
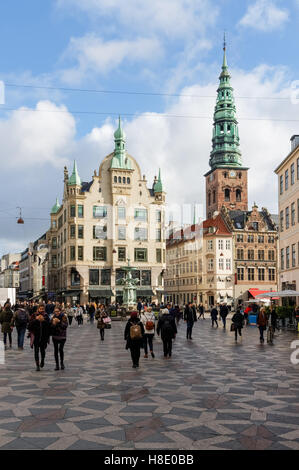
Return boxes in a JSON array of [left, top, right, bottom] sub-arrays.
[[28, 304, 51, 371], [231, 309, 244, 342], [220, 303, 229, 329], [124, 311, 145, 368], [157, 308, 177, 358], [184, 302, 197, 339], [210, 306, 219, 328]]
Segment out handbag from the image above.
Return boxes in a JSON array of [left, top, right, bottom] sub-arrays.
[[105, 323, 111, 329], [230, 323, 235, 332], [103, 316, 111, 324]]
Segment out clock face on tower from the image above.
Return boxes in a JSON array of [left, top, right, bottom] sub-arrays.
[[229, 170, 236, 178]]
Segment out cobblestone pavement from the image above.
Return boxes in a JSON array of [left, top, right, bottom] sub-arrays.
[[0, 317, 299, 450]]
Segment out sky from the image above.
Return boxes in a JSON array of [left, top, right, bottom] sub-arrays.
[[1, 0, 299, 256]]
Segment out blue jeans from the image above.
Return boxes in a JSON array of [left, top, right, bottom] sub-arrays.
[[16, 327, 26, 348], [259, 326, 266, 341], [144, 334, 154, 354]]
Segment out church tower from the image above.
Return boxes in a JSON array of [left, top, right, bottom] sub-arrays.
[[205, 37, 248, 218]]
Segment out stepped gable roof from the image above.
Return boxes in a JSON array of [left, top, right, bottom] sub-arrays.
[[228, 209, 278, 231]]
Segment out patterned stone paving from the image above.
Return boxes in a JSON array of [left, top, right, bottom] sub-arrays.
[[0, 317, 299, 450]]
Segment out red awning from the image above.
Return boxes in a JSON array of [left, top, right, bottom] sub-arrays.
[[248, 289, 279, 299]]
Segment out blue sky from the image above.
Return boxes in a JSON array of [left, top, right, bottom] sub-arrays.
[[0, 0, 299, 256]]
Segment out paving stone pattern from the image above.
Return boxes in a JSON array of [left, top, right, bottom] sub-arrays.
[[0, 318, 299, 450]]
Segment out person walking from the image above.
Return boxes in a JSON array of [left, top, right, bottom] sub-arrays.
[[28, 304, 51, 371], [51, 306, 68, 370], [95, 304, 108, 341], [174, 305, 181, 326], [124, 311, 145, 368], [210, 305, 219, 328], [89, 302, 96, 325], [0, 303, 14, 350], [65, 303, 74, 326], [12, 302, 30, 350], [75, 304, 83, 326], [270, 306, 278, 333], [184, 302, 197, 340], [231, 309, 244, 342], [220, 303, 229, 329], [257, 307, 268, 344], [137, 300, 143, 316], [198, 304, 205, 319], [140, 307, 156, 358], [157, 308, 177, 358]]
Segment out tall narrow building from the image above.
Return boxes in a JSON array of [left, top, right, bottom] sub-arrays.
[[205, 39, 248, 219]]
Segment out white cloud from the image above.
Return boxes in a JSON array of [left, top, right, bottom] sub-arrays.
[[59, 35, 163, 83], [56, 0, 218, 39], [239, 0, 289, 31], [0, 100, 76, 169]]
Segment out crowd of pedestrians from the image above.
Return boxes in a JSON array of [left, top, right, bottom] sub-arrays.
[[0, 297, 290, 372]]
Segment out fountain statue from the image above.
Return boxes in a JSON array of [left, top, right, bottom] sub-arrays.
[[119, 259, 139, 309]]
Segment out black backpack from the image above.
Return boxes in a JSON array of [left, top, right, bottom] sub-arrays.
[[162, 317, 173, 336], [16, 309, 27, 326]]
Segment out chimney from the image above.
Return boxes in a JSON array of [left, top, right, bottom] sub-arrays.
[[290, 135, 299, 151]]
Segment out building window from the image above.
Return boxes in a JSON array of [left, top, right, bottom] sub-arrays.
[[291, 202, 295, 226], [224, 188, 230, 201], [78, 205, 84, 218], [268, 236, 275, 243], [135, 248, 147, 262], [71, 270, 80, 286], [268, 250, 275, 261], [280, 175, 283, 194], [141, 270, 151, 286], [116, 269, 126, 285], [101, 269, 111, 285], [226, 259, 231, 270], [237, 249, 244, 260], [78, 246, 83, 261], [208, 192, 211, 206], [248, 249, 254, 260], [291, 163, 295, 185], [226, 240, 231, 250], [156, 210, 162, 222], [248, 268, 254, 281], [134, 208, 147, 221], [285, 206, 289, 229], [51, 255, 57, 268], [64, 209, 67, 223], [118, 206, 126, 220], [70, 246, 75, 261], [247, 234, 254, 243], [281, 248, 284, 270], [127, 177, 130, 184], [118, 226, 126, 240], [292, 244, 296, 267], [134, 227, 148, 241], [258, 235, 264, 243], [268, 268, 275, 281], [236, 234, 243, 242], [218, 240, 224, 250], [236, 189, 241, 202], [258, 268, 265, 281], [212, 190, 216, 204], [297, 158, 299, 179], [219, 258, 224, 270], [207, 240, 213, 250], [258, 250, 264, 261], [156, 228, 161, 242], [52, 237, 57, 249], [156, 248, 162, 263], [237, 268, 244, 281], [118, 247, 126, 261], [70, 205, 76, 218], [208, 258, 214, 271], [93, 247, 107, 261], [280, 211, 284, 232], [252, 222, 259, 231], [285, 169, 289, 190], [93, 206, 107, 218], [58, 215, 63, 229], [93, 225, 107, 240], [89, 269, 99, 286], [118, 176, 121, 183], [114, 176, 117, 183], [286, 246, 290, 269], [78, 225, 84, 239]]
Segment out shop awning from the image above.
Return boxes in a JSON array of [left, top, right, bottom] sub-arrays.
[[248, 288, 275, 299], [89, 289, 113, 297], [136, 289, 155, 296], [62, 290, 82, 296]]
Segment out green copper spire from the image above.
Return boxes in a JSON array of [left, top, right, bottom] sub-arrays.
[[51, 197, 61, 214], [68, 161, 81, 186], [154, 168, 163, 193], [111, 116, 132, 170], [209, 38, 242, 170]]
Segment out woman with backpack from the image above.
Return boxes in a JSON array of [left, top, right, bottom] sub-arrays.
[[0, 303, 14, 350], [140, 306, 155, 358], [124, 311, 145, 368]]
